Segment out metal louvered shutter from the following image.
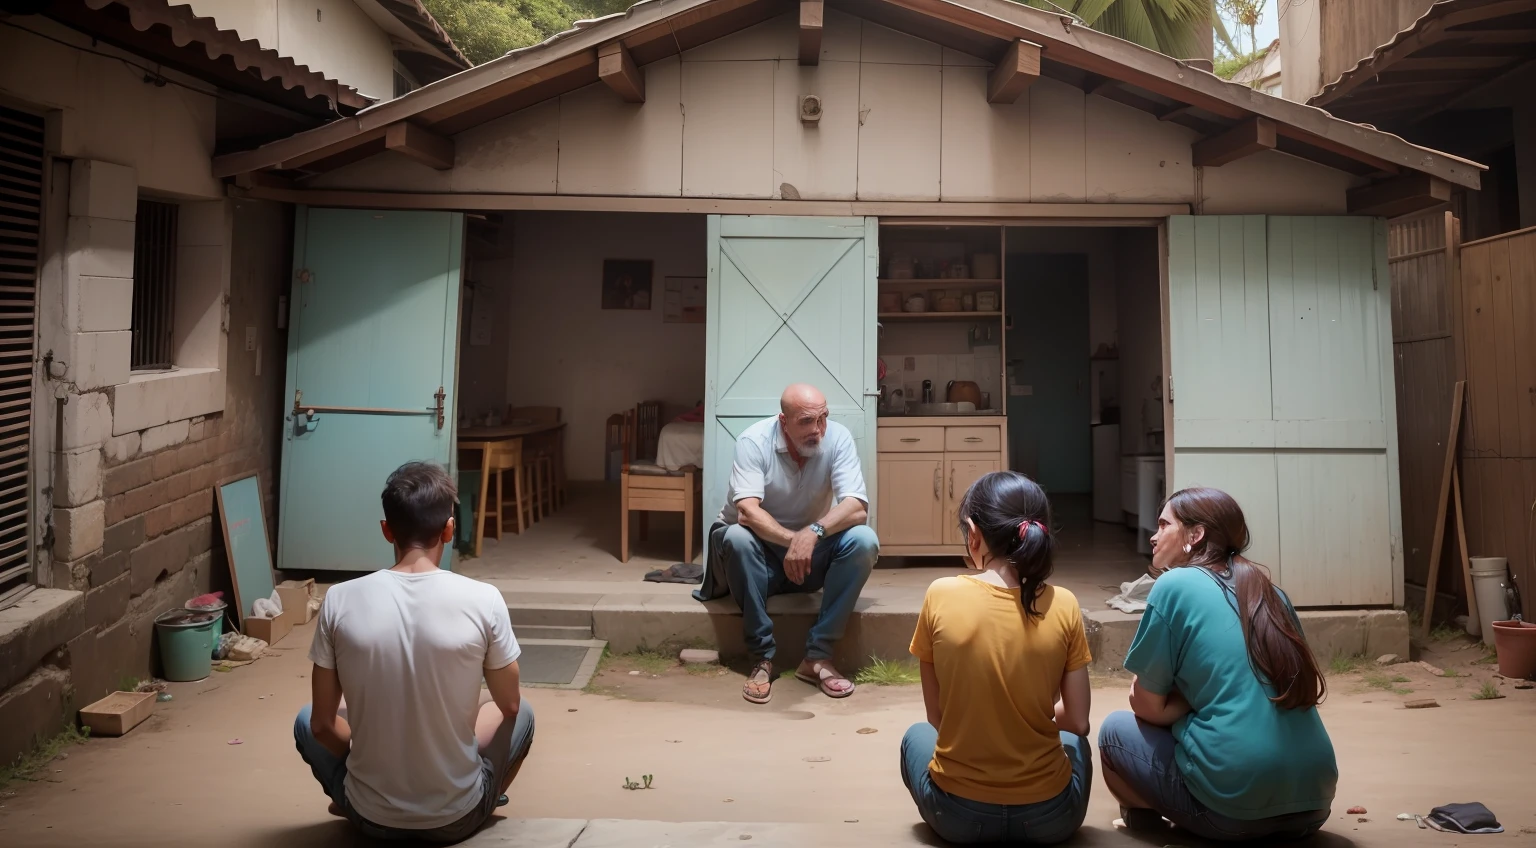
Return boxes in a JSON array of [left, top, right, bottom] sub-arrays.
[[0, 105, 41, 608]]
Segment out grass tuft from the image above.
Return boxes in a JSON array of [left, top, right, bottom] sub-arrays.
[[1328, 653, 1368, 675], [1362, 671, 1411, 692], [1473, 648, 1499, 666], [0, 724, 90, 791], [1471, 681, 1503, 701], [1428, 623, 1464, 643], [853, 657, 922, 687]]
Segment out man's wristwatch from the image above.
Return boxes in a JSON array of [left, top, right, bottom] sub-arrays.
[[808, 522, 826, 539]]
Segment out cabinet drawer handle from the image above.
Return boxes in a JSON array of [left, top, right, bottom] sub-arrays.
[[949, 468, 956, 499], [933, 467, 940, 500], [901, 437, 920, 443], [964, 436, 983, 443]]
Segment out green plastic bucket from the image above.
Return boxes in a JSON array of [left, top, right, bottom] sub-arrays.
[[155, 609, 218, 681], [185, 599, 228, 659]]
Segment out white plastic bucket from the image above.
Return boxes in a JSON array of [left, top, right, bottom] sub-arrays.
[[1470, 557, 1510, 644]]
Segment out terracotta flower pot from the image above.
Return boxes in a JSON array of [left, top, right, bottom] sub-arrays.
[[1491, 620, 1536, 680]]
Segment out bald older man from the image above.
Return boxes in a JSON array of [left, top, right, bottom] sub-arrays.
[[701, 384, 879, 705]]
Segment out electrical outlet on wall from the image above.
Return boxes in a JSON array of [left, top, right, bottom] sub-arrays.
[[245, 326, 257, 351]]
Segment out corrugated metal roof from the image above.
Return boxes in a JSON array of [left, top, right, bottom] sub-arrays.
[[374, 0, 471, 71], [74, 0, 372, 113]]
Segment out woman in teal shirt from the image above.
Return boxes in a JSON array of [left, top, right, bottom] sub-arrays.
[[1098, 487, 1337, 842]]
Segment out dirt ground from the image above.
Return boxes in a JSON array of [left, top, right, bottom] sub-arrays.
[[1, 620, 1533, 848]]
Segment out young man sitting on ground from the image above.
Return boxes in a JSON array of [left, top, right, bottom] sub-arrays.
[[294, 461, 534, 842]]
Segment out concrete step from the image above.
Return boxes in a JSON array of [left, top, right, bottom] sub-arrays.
[[485, 577, 1409, 672], [513, 624, 595, 641]]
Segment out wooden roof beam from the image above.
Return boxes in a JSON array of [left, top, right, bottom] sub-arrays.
[[1193, 117, 1276, 167], [599, 42, 645, 103], [1348, 173, 1453, 218], [800, 0, 823, 65], [988, 39, 1041, 104], [385, 123, 455, 170]]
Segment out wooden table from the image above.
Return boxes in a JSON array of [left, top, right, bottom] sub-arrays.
[[460, 421, 567, 557]]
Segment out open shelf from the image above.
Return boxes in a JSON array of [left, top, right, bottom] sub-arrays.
[[879, 312, 1003, 321], [878, 279, 1002, 288]]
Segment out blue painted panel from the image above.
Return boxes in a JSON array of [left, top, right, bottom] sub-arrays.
[[216, 474, 274, 622], [279, 208, 463, 572]]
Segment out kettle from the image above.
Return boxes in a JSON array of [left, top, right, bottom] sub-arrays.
[[947, 380, 983, 407]]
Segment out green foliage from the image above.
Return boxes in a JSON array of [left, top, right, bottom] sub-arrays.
[[1018, 0, 1236, 59], [1471, 681, 1503, 700], [1327, 653, 1368, 675], [853, 657, 922, 686], [423, 0, 633, 65], [1214, 49, 1261, 80]]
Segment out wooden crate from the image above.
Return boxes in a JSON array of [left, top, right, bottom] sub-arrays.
[[79, 691, 157, 737], [276, 578, 317, 624]]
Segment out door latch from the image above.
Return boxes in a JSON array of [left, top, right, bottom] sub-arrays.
[[291, 386, 448, 430]]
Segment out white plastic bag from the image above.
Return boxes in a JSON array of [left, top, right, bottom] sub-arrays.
[[1107, 573, 1157, 613], [251, 589, 283, 619]]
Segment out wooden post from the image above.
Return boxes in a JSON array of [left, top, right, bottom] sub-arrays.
[[1421, 379, 1466, 637], [1453, 465, 1479, 635], [799, 0, 823, 66]]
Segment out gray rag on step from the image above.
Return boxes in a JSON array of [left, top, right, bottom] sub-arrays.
[[644, 562, 703, 584]]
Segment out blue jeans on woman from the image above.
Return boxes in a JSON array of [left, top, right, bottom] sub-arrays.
[[901, 722, 1092, 845], [1098, 711, 1330, 842]]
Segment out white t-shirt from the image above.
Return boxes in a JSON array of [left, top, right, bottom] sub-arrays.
[[309, 569, 520, 830], [718, 417, 868, 530]]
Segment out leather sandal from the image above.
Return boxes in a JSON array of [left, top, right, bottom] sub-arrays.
[[742, 659, 774, 704], [796, 660, 854, 698]]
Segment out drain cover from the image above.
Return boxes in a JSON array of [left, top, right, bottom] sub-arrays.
[[515, 639, 606, 690]]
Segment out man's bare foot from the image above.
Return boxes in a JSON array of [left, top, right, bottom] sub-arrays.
[[795, 659, 854, 698], [327, 801, 346, 819], [742, 659, 773, 704]]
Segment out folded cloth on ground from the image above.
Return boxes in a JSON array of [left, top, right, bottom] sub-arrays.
[[645, 562, 703, 584], [1426, 802, 1502, 834], [1107, 573, 1157, 613]]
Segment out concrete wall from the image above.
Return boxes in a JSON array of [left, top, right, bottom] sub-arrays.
[[185, 0, 396, 100], [463, 212, 706, 481], [1, 23, 293, 765], [306, 10, 1352, 213], [0, 20, 220, 199]]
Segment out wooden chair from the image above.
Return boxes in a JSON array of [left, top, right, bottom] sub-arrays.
[[487, 438, 534, 538], [619, 408, 698, 563], [604, 413, 625, 482], [506, 405, 565, 511], [635, 400, 663, 462]]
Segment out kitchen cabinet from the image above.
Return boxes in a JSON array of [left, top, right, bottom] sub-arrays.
[[876, 455, 945, 546], [943, 456, 1000, 545], [875, 417, 1006, 556]]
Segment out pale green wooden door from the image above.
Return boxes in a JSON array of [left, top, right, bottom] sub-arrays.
[[703, 216, 879, 561], [279, 208, 463, 572], [1168, 216, 1400, 606]]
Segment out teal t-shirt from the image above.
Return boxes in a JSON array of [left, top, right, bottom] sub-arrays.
[[1124, 566, 1338, 820]]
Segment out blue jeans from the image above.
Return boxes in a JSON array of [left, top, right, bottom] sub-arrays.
[[901, 722, 1092, 845], [714, 523, 878, 661], [1098, 711, 1329, 842], [294, 701, 535, 843]]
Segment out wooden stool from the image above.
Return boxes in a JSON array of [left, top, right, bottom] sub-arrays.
[[487, 439, 533, 537]]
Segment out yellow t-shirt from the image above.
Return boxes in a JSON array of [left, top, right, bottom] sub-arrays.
[[909, 575, 1093, 806]]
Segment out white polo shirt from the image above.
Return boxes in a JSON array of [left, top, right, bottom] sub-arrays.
[[719, 416, 868, 531]]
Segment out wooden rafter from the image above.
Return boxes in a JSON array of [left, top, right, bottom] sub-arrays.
[[987, 39, 1040, 104], [799, 0, 823, 66], [1347, 173, 1453, 218], [1192, 117, 1276, 167], [598, 42, 645, 103], [385, 123, 455, 170]]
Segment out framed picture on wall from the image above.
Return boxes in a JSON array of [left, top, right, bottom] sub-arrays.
[[663, 276, 705, 323], [601, 259, 653, 310]]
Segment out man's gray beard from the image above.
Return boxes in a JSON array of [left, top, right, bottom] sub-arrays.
[[795, 439, 821, 457]]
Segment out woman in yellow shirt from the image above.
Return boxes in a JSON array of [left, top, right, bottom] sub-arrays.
[[904, 470, 1094, 845]]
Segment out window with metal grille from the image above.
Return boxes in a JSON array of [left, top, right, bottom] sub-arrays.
[[0, 104, 42, 609], [131, 198, 177, 370]]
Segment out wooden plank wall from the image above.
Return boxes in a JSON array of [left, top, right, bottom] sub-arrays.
[[1389, 210, 1463, 607], [1319, 0, 1436, 90], [1459, 227, 1536, 619]]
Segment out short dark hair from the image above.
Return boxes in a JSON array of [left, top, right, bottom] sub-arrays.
[[381, 462, 458, 549]]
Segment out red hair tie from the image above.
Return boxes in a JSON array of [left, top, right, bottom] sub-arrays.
[[1019, 520, 1048, 539]]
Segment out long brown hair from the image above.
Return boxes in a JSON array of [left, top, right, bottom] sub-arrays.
[[1165, 487, 1326, 710]]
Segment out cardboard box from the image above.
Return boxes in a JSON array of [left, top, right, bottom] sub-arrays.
[[79, 691, 157, 737], [277, 578, 317, 624], [243, 607, 295, 646]]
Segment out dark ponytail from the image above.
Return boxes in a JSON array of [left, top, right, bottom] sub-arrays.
[[1165, 487, 1327, 710], [958, 471, 1055, 618]]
